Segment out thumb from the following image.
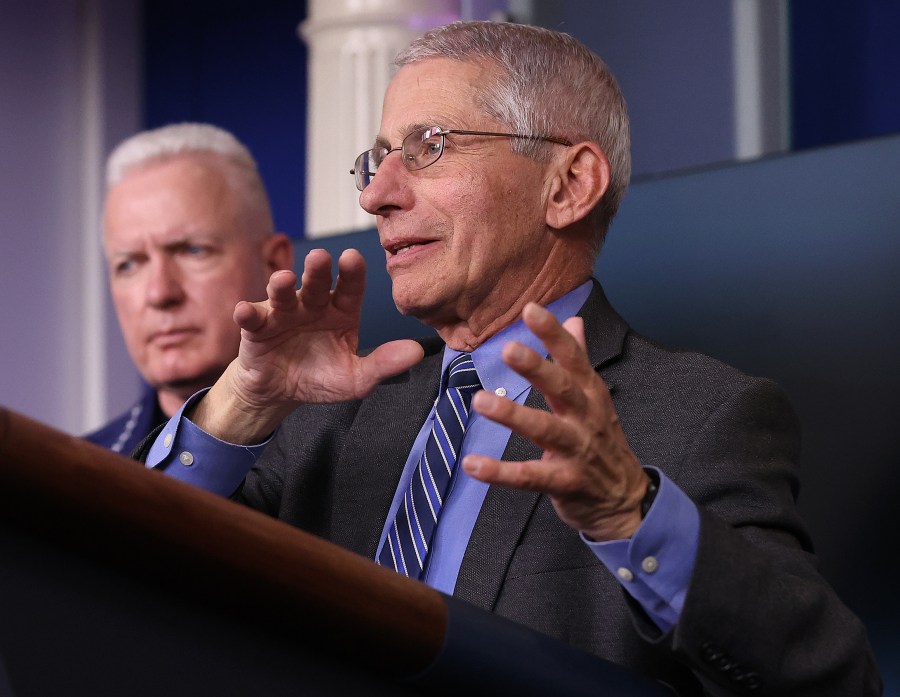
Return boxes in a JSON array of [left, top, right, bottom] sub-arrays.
[[561, 316, 587, 351], [357, 339, 425, 393]]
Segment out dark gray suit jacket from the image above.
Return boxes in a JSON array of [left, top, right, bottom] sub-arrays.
[[235, 282, 881, 696]]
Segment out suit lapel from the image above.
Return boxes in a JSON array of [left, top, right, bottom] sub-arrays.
[[330, 340, 444, 558], [454, 281, 629, 610], [580, 280, 629, 375]]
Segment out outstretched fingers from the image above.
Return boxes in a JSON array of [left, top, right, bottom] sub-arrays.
[[521, 303, 593, 378], [502, 304, 606, 417], [297, 249, 335, 309], [462, 450, 567, 494], [234, 269, 298, 332], [471, 387, 586, 456], [293, 248, 366, 320], [464, 303, 614, 489], [466, 303, 647, 539], [268, 269, 302, 310], [332, 248, 368, 315]]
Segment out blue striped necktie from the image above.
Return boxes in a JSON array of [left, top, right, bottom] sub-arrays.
[[378, 352, 481, 578]]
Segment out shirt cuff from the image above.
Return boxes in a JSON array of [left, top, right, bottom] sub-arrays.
[[145, 389, 273, 497], [581, 467, 700, 632]]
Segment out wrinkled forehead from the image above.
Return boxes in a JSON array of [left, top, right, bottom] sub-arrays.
[[101, 156, 249, 246], [378, 58, 500, 143]]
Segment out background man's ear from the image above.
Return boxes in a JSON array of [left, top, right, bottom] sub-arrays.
[[545, 142, 610, 230], [263, 232, 295, 273]]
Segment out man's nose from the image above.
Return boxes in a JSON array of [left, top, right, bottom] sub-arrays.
[[146, 258, 186, 308], [358, 151, 410, 215]]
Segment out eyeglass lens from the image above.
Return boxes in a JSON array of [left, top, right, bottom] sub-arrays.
[[354, 126, 445, 191], [402, 127, 444, 170]]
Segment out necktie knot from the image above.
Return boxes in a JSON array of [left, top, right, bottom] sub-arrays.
[[446, 352, 480, 392]]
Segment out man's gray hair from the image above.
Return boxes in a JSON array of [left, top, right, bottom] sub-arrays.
[[396, 21, 631, 249], [105, 123, 274, 235]]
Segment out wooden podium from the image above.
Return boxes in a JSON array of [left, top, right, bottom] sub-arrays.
[[0, 406, 670, 697]]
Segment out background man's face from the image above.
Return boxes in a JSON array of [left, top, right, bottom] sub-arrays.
[[103, 154, 273, 397], [360, 58, 556, 334]]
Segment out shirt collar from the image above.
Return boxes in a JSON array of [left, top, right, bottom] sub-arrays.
[[441, 280, 593, 400]]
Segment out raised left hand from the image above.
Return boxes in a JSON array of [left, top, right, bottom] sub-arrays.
[[462, 302, 650, 541]]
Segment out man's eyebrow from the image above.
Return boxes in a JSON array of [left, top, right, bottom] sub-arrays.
[[159, 233, 218, 253], [373, 121, 446, 149], [161, 237, 194, 250], [160, 232, 220, 249], [107, 248, 140, 259]]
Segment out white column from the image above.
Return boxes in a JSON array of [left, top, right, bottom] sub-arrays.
[[78, 0, 109, 431], [732, 0, 790, 160], [299, 0, 462, 238], [78, 0, 144, 433]]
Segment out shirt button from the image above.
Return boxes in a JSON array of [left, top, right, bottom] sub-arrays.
[[617, 567, 634, 582], [179, 451, 194, 466], [494, 387, 507, 397], [641, 556, 659, 573], [163, 433, 173, 448]]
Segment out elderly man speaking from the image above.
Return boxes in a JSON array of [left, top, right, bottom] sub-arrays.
[[140, 21, 881, 696]]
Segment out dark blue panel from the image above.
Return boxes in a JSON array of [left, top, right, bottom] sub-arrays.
[[532, 0, 736, 176], [143, 0, 308, 238], [791, 0, 900, 149]]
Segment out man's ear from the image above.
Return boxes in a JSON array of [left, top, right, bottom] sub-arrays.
[[262, 232, 294, 273], [544, 142, 610, 230]]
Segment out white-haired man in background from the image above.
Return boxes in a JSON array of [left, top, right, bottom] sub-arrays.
[[85, 123, 293, 453]]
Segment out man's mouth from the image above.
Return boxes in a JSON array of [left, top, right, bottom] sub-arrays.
[[384, 238, 434, 257], [391, 242, 424, 256], [149, 328, 199, 346]]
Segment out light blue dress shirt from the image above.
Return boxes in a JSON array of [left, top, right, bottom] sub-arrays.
[[147, 280, 699, 632]]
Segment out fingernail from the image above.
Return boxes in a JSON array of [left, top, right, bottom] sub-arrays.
[[473, 390, 494, 414], [506, 343, 527, 362]]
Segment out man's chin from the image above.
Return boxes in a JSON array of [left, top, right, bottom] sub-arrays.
[[393, 298, 462, 333], [392, 294, 436, 322], [150, 366, 229, 396], [391, 280, 444, 317]]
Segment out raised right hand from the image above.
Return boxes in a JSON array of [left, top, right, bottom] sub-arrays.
[[192, 248, 424, 443]]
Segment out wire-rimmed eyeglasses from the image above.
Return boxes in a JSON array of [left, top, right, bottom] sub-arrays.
[[350, 125, 572, 191]]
